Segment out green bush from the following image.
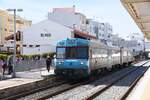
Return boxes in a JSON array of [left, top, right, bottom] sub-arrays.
[[16, 52, 55, 60], [0, 54, 9, 60], [0, 52, 56, 60], [0, 51, 13, 55]]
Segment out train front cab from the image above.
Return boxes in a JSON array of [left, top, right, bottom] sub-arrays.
[[55, 46, 90, 78]]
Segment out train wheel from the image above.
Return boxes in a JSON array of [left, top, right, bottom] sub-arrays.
[[107, 67, 112, 72], [101, 68, 107, 75], [117, 64, 122, 69], [111, 65, 116, 71], [54, 69, 62, 76], [91, 70, 98, 76], [128, 62, 132, 66]]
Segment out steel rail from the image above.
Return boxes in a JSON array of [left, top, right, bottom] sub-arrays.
[[4, 77, 67, 100], [37, 61, 141, 100], [37, 79, 95, 100], [37, 70, 115, 100], [120, 66, 149, 100], [85, 61, 149, 100]]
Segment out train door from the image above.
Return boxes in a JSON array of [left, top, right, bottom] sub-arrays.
[[127, 50, 129, 64], [89, 47, 93, 70], [120, 47, 123, 65], [107, 48, 112, 69]]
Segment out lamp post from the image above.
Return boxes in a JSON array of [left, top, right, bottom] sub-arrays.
[[7, 9, 23, 78], [143, 38, 145, 52]]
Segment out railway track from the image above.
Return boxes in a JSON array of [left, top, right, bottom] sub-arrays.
[[18, 67, 116, 100], [84, 61, 149, 100], [36, 72, 111, 100], [4, 76, 67, 100], [5, 61, 148, 100], [48, 61, 148, 100], [31, 61, 147, 100]]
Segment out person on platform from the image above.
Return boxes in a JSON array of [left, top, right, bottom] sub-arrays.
[[1, 58, 7, 75], [7, 55, 13, 75], [0, 58, 4, 76], [46, 56, 52, 72]]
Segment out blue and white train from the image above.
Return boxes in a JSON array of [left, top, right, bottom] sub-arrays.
[[54, 38, 134, 78]]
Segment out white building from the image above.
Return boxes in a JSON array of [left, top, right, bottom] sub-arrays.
[[110, 33, 144, 55], [21, 20, 72, 55], [86, 19, 99, 38], [48, 7, 87, 33], [86, 19, 113, 41], [20, 7, 114, 55], [21, 7, 98, 55], [99, 23, 113, 41]]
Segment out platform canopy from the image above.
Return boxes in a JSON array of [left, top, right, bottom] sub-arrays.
[[121, 0, 150, 39]]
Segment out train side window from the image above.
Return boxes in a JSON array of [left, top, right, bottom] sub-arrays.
[[89, 49, 92, 58], [92, 48, 97, 58], [77, 47, 88, 59]]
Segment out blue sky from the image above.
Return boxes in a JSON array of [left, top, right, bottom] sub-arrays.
[[0, 0, 142, 38]]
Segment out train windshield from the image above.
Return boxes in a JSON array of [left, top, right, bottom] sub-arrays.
[[57, 48, 66, 59], [57, 47, 88, 59]]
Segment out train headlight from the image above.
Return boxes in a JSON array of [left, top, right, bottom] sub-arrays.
[[58, 61, 64, 64], [80, 62, 84, 65], [59, 62, 61, 64]]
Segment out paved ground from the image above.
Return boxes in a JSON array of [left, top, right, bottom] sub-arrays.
[[16, 68, 54, 79], [0, 67, 54, 80], [0, 68, 54, 98]]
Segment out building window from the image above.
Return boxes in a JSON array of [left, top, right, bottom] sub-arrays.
[[41, 33, 44, 37], [94, 26, 98, 34], [86, 20, 89, 24], [29, 45, 33, 47]]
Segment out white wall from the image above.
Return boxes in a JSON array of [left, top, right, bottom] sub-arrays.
[[22, 45, 55, 55], [48, 12, 87, 32], [22, 19, 72, 55], [86, 19, 98, 37], [87, 20, 113, 41]]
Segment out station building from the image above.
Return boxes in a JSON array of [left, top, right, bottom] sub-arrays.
[[20, 7, 98, 55], [21, 20, 72, 55], [5, 7, 113, 55]]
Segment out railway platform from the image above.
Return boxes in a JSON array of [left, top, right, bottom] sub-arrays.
[[0, 68, 55, 99], [16, 68, 54, 79], [127, 61, 150, 100]]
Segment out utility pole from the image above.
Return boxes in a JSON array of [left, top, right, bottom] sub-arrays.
[[7, 9, 23, 78]]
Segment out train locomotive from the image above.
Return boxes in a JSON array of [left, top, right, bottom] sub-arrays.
[[54, 38, 134, 78]]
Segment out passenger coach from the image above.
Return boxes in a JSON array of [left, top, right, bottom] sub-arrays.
[[54, 38, 133, 78]]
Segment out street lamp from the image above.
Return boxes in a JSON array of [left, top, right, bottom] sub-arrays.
[[7, 9, 23, 78]]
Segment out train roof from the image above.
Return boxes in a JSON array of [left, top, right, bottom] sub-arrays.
[[57, 38, 90, 47], [57, 38, 109, 48]]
